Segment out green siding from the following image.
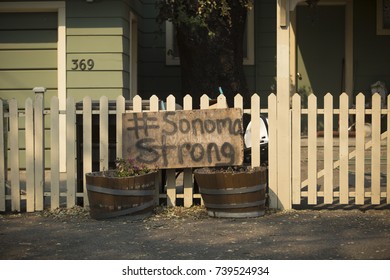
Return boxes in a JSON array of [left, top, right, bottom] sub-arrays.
[[0, 0, 277, 105], [254, 0, 276, 102], [0, 11, 57, 109], [68, 88, 127, 102], [0, 30, 57, 48], [67, 36, 128, 53], [0, 70, 57, 89], [67, 53, 128, 71], [67, 71, 127, 88], [67, 0, 129, 19], [0, 11, 57, 29], [137, 0, 277, 104], [67, 18, 129, 36], [66, 0, 133, 100], [297, 5, 345, 109], [0, 50, 57, 69], [138, 0, 181, 100], [0, 90, 57, 108]]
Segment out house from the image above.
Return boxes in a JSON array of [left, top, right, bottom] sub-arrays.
[[1, 0, 389, 209], [2, 0, 388, 106]]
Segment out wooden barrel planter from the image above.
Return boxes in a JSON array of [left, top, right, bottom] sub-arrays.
[[194, 167, 267, 218], [85, 170, 157, 219]]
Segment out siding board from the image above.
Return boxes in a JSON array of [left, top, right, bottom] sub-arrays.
[[0, 50, 57, 70], [67, 71, 125, 88], [67, 53, 128, 71], [67, 89, 126, 101], [67, 35, 128, 53], [0, 30, 57, 47], [0, 70, 57, 89], [67, 17, 129, 36], [0, 12, 57, 29], [67, 0, 129, 19]]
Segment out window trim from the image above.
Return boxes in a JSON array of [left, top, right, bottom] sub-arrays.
[[377, 0, 390, 35]]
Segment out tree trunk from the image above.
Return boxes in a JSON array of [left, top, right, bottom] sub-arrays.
[[175, 0, 249, 108]]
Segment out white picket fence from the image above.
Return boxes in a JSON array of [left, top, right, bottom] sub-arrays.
[[292, 93, 390, 206], [0, 94, 267, 212], [1, 92, 390, 212]]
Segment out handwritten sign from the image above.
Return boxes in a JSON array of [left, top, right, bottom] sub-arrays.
[[122, 108, 244, 169]]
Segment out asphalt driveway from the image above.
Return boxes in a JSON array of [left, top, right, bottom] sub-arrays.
[[1, 206, 390, 260]]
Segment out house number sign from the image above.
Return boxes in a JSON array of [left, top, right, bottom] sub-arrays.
[[71, 59, 95, 70]]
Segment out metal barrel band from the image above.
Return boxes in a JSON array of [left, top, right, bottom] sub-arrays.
[[91, 199, 155, 219], [199, 183, 265, 195], [204, 199, 266, 209], [86, 184, 155, 196]]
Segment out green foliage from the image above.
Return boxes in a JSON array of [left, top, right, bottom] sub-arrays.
[[156, 0, 253, 37], [115, 158, 153, 177]]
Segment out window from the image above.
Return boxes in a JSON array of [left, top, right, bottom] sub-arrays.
[[377, 0, 390, 35], [165, 7, 254, 65]]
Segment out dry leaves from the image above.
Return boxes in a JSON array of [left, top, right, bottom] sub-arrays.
[[150, 205, 208, 221]]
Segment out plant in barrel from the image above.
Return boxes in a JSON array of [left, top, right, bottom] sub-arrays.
[[85, 158, 158, 219]]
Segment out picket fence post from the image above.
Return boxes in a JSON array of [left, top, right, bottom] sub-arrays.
[[166, 95, 177, 207], [25, 98, 35, 212], [291, 93, 301, 205], [9, 99, 20, 211], [149, 95, 160, 206], [307, 94, 317, 205], [50, 97, 60, 209], [100, 96, 109, 171], [66, 96, 76, 208], [34, 94, 44, 211], [323, 93, 334, 204], [250, 94, 260, 168], [267, 93, 278, 209], [339, 93, 349, 204], [371, 93, 381, 204], [82, 96, 92, 207], [355, 93, 365, 204], [183, 94, 193, 207]]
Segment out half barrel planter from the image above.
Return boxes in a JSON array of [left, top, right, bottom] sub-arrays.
[[85, 171, 157, 219], [194, 167, 267, 218]]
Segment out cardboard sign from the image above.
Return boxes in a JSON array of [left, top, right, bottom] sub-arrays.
[[122, 108, 244, 169]]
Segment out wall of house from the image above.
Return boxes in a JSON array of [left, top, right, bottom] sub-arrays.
[[0, 6, 58, 106], [0, 0, 144, 169], [0, 0, 277, 107], [253, 0, 276, 107], [0, 0, 143, 105], [0, 0, 277, 168], [67, 0, 138, 101], [137, 0, 277, 107], [137, 0, 181, 101], [354, 0, 390, 100]]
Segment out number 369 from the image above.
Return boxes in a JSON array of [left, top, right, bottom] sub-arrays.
[[71, 59, 94, 71]]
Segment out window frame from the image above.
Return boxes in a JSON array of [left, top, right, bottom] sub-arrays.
[[377, 0, 390, 35]]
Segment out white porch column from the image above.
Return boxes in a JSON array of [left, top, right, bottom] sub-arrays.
[[274, 0, 292, 209]]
